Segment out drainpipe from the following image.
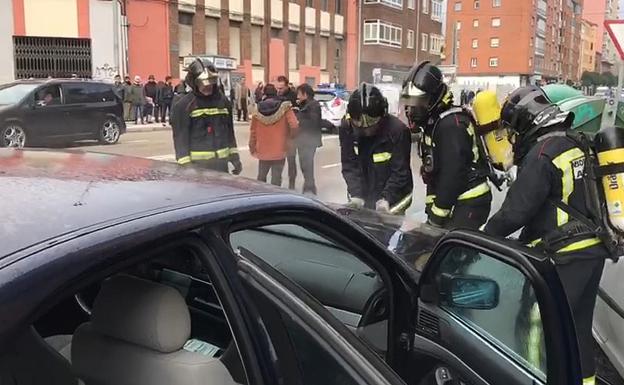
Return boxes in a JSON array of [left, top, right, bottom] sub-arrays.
[[415, 0, 421, 63], [357, 0, 362, 85]]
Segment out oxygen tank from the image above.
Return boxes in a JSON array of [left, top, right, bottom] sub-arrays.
[[472, 91, 514, 171], [594, 126, 624, 234]]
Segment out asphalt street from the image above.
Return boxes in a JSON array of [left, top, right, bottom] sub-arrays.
[[68, 121, 508, 217]]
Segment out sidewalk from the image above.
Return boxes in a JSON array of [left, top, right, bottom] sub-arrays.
[[125, 120, 250, 133]]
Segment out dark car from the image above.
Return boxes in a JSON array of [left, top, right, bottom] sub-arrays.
[[0, 79, 125, 148], [0, 149, 583, 385]]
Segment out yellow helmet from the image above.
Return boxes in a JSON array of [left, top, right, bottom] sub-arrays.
[[472, 90, 514, 171]]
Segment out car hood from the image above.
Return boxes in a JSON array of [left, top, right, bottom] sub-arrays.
[[329, 204, 446, 274]]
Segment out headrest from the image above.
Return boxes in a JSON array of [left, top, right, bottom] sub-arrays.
[[91, 275, 190, 353]]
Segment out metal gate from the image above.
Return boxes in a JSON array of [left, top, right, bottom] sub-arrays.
[[13, 36, 92, 79]]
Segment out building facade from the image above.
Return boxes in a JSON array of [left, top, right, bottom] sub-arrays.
[[359, 0, 444, 84], [443, 0, 583, 89], [579, 19, 597, 78], [3, 0, 126, 84], [126, 0, 355, 89]]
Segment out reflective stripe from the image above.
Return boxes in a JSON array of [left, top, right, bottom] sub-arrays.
[[190, 108, 230, 118], [216, 148, 230, 158], [467, 122, 480, 162], [431, 204, 451, 218], [527, 303, 542, 370], [458, 182, 490, 200], [551, 148, 585, 226], [190, 151, 216, 160], [556, 237, 602, 253], [583, 376, 596, 385], [177, 156, 191, 165], [389, 193, 413, 214], [424, 135, 433, 146], [229, 147, 239, 154], [528, 238, 542, 248], [373, 152, 392, 163], [425, 195, 435, 204], [353, 146, 359, 155]]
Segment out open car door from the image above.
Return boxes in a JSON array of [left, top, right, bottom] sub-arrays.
[[412, 230, 582, 385]]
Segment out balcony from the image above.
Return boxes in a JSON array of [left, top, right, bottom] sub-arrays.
[[320, 11, 330, 36], [229, 0, 243, 21], [289, 2, 300, 31], [271, 0, 283, 28], [205, 0, 220, 17], [251, 0, 264, 25], [334, 14, 344, 37], [179, 0, 195, 13], [305, 7, 316, 34]]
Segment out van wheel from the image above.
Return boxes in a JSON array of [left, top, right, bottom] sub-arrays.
[[1, 124, 27, 148], [99, 118, 121, 145]]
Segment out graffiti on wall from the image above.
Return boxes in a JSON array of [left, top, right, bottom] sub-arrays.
[[93, 63, 118, 81]]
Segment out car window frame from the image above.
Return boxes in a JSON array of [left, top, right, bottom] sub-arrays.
[[211, 207, 419, 373], [417, 230, 581, 385], [234, 244, 408, 385], [33, 84, 64, 107], [61, 82, 93, 105]]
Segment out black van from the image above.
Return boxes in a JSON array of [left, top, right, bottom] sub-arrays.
[[0, 79, 126, 148]]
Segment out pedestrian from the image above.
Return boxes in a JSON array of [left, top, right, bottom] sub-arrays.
[[113, 74, 125, 101], [287, 83, 322, 194], [276, 75, 297, 105], [466, 89, 476, 105], [460, 89, 466, 106], [235, 77, 250, 122], [144, 75, 159, 123], [122, 75, 133, 121], [401, 61, 492, 228], [249, 84, 299, 186], [482, 86, 608, 385], [170, 58, 242, 174], [129, 76, 146, 125], [340, 83, 413, 214], [159, 76, 174, 125], [254, 81, 264, 102]]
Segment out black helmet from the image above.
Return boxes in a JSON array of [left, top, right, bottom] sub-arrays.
[[401, 61, 449, 125], [185, 58, 219, 95], [347, 83, 388, 126], [501, 86, 574, 163]]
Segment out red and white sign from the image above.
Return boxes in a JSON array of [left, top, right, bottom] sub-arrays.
[[605, 20, 624, 60]]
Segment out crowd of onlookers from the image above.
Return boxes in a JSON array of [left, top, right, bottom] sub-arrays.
[[113, 74, 175, 125]]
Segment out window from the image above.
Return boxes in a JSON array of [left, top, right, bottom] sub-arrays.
[[472, 38, 478, 48], [431, 0, 443, 21], [229, 24, 241, 64], [456, 21, 461, 30], [492, 17, 501, 27], [470, 57, 477, 67], [473, 0, 479, 8], [454, 1, 462, 11], [205, 17, 218, 55], [336, 0, 343, 14], [320, 37, 328, 70], [422, 0, 429, 13], [364, 0, 403, 9], [408, 0, 416, 8], [490, 37, 500, 47], [251, 26, 262, 65], [178, 12, 193, 57], [434, 246, 546, 377], [493, 0, 501, 6], [305, 35, 313, 66], [35, 85, 62, 106], [430, 34, 444, 54], [407, 29, 415, 48], [363, 19, 402, 48], [473, 19, 479, 27], [321, 0, 328, 11], [421, 33, 429, 51], [489, 57, 499, 67], [306, 0, 313, 6], [86, 83, 116, 102]]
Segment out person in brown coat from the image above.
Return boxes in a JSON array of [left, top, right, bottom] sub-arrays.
[[249, 84, 299, 186]]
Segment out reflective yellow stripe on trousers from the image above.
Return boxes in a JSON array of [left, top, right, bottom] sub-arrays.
[[190, 108, 230, 118], [458, 182, 490, 200], [373, 152, 392, 163], [389, 193, 413, 214], [177, 156, 191, 165], [191, 147, 233, 161], [551, 148, 585, 226]]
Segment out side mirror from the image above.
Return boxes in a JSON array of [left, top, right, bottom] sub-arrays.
[[443, 275, 500, 310]]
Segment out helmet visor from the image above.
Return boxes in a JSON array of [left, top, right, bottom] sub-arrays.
[[400, 83, 431, 108]]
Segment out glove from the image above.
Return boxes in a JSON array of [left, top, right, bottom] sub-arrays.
[[375, 199, 390, 213], [230, 159, 242, 175], [346, 197, 365, 209]]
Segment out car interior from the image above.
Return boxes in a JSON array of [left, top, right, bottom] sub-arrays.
[[0, 245, 246, 385]]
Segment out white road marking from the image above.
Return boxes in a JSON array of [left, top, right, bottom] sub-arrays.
[[124, 139, 150, 144], [322, 163, 341, 169], [148, 154, 176, 161]]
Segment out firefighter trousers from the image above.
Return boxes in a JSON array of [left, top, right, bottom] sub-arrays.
[[555, 256, 605, 382]]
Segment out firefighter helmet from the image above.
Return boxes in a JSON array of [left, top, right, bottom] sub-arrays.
[[185, 57, 219, 95], [401, 61, 448, 125], [347, 83, 388, 128]]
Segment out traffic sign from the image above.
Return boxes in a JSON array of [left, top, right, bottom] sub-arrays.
[[605, 20, 624, 60]]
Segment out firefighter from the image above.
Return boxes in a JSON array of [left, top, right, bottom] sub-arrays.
[[401, 61, 492, 229], [170, 58, 242, 174], [340, 83, 413, 214], [483, 86, 608, 385]]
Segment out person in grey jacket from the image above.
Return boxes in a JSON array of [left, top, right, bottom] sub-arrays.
[[128, 76, 146, 124]]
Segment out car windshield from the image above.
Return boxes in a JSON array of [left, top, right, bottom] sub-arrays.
[[0, 84, 38, 105]]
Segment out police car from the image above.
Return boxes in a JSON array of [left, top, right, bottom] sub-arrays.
[[315, 84, 350, 134]]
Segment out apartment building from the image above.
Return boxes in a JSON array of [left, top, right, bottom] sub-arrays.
[[579, 19, 597, 77], [359, 0, 444, 84], [443, 0, 583, 89]]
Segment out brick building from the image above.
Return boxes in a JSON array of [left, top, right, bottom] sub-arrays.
[[579, 19, 597, 78], [443, 0, 583, 90], [359, 0, 444, 83]]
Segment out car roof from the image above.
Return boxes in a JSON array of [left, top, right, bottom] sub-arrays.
[[0, 149, 295, 259], [9, 79, 110, 86]]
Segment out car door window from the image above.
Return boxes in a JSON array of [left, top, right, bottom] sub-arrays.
[[63, 83, 92, 104], [87, 83, 116, 102], [35, 85, 61, 106], [435, 245, 546, 379]]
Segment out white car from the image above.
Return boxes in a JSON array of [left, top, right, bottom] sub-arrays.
[[315, 89, 349, 134]]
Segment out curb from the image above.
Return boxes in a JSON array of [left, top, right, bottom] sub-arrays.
[[125, 121, 249, 134]]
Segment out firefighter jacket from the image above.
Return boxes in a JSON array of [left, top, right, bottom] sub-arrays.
[[171, 91, 240, 168], [484, 132, 606, 261], [340, 115, 413, 213], [421, 107, 492, 220]]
